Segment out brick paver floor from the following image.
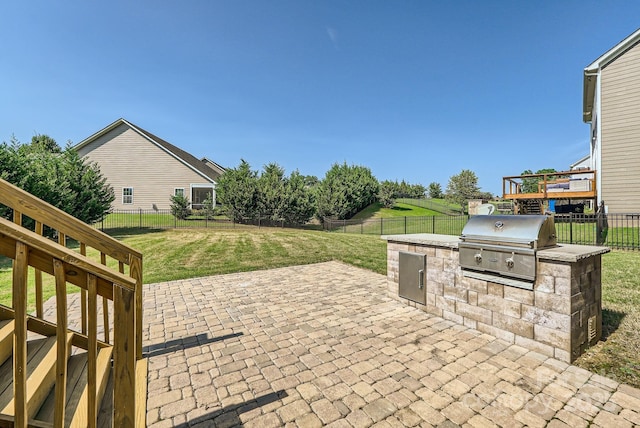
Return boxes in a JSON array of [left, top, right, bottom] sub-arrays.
[[138, 261, 640, 427]]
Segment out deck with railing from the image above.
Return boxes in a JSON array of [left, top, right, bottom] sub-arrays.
[[503, 169, 597, 201], [0, 178, 146, 427]]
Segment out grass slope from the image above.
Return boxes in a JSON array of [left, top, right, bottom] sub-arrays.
[[353, 202, 440, 220]]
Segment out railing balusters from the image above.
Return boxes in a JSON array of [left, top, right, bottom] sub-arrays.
[[35, 221, 44, 318], [13, 209, 22, 226], [54, 259, 68, 427], [13, 241, 28, 428], [1, 177, 143, 427], [101, 252, 110, 343], [88, 274, 98, 428], [80, 243, 88, 335]]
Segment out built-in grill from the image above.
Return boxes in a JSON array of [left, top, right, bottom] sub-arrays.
[[459, 215, 557, 290]]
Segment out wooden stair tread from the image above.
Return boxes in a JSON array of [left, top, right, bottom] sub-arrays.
[[0, 337, 54, 402], [34, 346, 113, 428], [0, 333, 73, 419], [0, 319, 14, 366]]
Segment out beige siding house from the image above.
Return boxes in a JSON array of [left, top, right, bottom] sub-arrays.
[[74, 118, 224, 210], [584, 28, 640, 213]]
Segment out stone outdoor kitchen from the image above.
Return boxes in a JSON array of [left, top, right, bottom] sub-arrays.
[[383, 215, 610, 364]]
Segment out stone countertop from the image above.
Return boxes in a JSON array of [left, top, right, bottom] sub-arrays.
[[382, 233, 611, 262], [382, 234, 460, 248]]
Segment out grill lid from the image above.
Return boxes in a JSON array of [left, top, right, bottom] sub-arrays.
[[460, 215, 557, 249]]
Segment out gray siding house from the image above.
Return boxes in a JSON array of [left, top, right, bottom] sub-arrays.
[[584, 28, 640, 213], [74, 118, 224, 210]]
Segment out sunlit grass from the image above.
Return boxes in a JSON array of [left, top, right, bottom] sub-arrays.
[[573, 251, 640, 387]]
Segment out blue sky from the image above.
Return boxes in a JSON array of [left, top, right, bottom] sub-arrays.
[[1, 1, 639, 196]]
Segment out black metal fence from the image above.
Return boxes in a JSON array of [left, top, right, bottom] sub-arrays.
[[93, 209, 304, 231], [323, 213, 640, 250], [323, 215, 470, 236], [96, 209, 640, 250]]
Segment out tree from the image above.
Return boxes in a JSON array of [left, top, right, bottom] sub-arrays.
[[302, 175, 319, 188], [408, 183, 426, 198], [258, 163, 286, 220], [215, 159, 259, 222], [521, 168, 557, 193], [170, 193, 191, 220], [0, 135, 114, 226], [446, 169, 480, 213], [378, 180, 398, 208], [31, 133, 61, 153], [316, 163, 379, 220], [202, 193, 215, 219], [281, 170, 316, 225], [428, 182, 443, 199], [61, 148, 116, 224]]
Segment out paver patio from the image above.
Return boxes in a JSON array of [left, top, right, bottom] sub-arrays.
[[83, 261, 640, 426]]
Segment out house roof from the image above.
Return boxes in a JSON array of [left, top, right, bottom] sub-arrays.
[[74, 118, 224, 182], [570, 154, 590, 170], [583, 28, 640, 123]]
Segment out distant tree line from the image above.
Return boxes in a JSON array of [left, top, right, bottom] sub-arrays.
[[216, 160, 496, 221]]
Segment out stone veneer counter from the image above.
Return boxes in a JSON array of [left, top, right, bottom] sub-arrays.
[[382, 233, 610, 363]]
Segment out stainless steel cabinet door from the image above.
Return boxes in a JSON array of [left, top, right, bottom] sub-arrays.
[[399, 251, 426, 305]]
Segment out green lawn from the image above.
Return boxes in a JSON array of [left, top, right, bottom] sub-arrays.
[[0, 229, 387, 308], [1, 228, 638, 387], [575, 250, 640, 388], [353, 202, 440, 220]]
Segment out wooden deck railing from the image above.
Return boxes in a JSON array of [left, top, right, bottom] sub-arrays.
[[503, 169, 597, 201], [0, 177, 145, 427]]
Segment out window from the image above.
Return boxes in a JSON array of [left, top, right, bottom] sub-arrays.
[[174, 188, 185, 197], [123, 187, 133, 204], [191, 185, 215, 209]]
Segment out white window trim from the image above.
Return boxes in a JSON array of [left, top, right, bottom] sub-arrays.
[[122, 187, 134, 205]]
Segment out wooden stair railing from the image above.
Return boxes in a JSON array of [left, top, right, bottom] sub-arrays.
[[0, 177, 146, 427]]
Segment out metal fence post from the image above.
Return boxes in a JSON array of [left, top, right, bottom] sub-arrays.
[[569, 213, 573, 244], [404, 216, 407, 234], [380, 218, 383, 235], [432, 216, 436, 234], [139, 208, 142, 229]]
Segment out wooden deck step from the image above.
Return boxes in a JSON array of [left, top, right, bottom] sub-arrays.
[[0, 333, 73, 420], [35, 346, 113, 428], [0, 319, 14, 366]]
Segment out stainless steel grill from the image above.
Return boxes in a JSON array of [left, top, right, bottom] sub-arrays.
[[459, 215, 557, 290]]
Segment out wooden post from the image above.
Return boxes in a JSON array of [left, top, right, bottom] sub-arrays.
[[13, 241, 28, 427], [114, 285, 136, 427], [88, 274, 98, 428], [54, 259, 68, 428], [129, 255, 143, 360]]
